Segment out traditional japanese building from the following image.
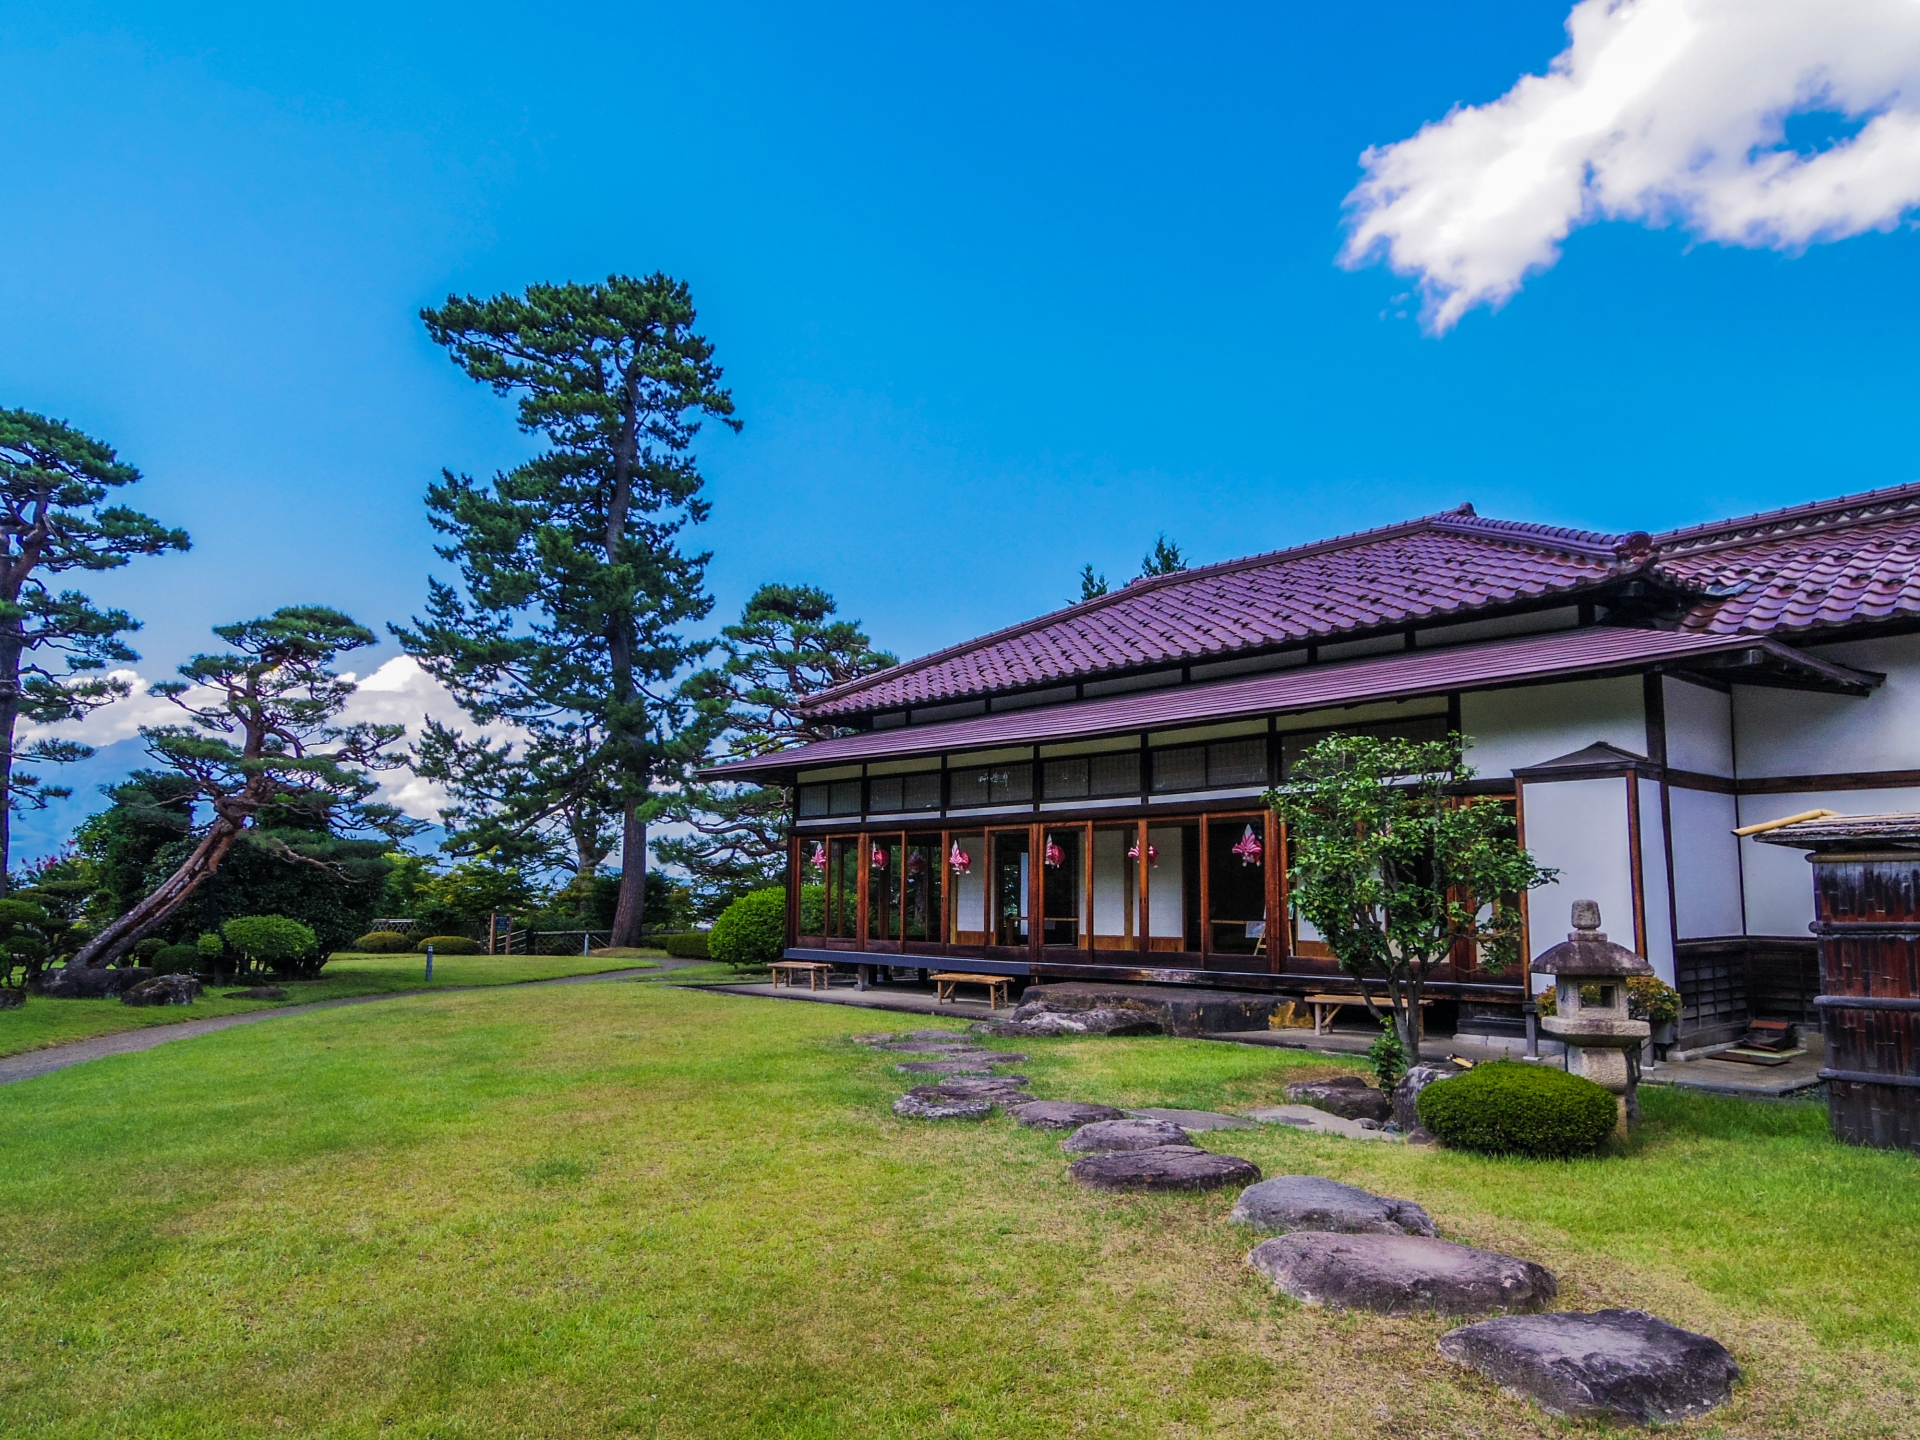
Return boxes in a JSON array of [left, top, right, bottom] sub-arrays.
[[705, 483, 1920, 1047]]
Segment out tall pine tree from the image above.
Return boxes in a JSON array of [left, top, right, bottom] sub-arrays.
[[397, 275, 737, 945], [0, 410, 188, 886]]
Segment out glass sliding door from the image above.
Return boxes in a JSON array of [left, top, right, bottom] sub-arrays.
[[1040, 826, 1086, 948], [903, 834, 944, 946], [1144, 822, 1201, 953], [798, 837, 830, 942], [947, 833, 988, 946], [1206, 815, 1268, 964], [825, 836, 862, 943], [1091, 825, 1140, 951], [992, 830, 1032, 949], [866, 833, 903, 944]]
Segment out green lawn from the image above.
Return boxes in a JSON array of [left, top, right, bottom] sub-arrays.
[[0, 951, 659, 1059], [1, 983, 1915, 1439]]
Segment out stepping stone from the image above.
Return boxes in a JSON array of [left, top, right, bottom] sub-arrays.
[[1284, 1076, 1393, 1124], [893, 1093, 992, 1121], [850, 1033, 898, 1045], [1230, 1176, 1436, 1237], [1069, 1145, 1261, 1193], [1245, 1104, 1398, 1143], [896, 1059, 1003, 1076], [1437, 1310, 1740, 1424], [1061, 1118, 1192, 1154], [907, 1029, 972, 1041], [1125, 1107, 1256, 1132], [1010, 1100, 1125, 1130], [908, 1077, 1029, 1101], [876, 1041, 990, 1053], [1247, 1233, 1556, 1317]]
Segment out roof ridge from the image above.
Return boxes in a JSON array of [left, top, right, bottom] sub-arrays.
[[1653, 480, 1920, 557], [802, 504, 1647, 712]]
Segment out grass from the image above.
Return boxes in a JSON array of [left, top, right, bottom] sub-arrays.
[[0, 950, 659, 1059], [0, 983, 1915, 1438]]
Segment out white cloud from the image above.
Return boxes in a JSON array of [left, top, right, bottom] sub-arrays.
[[1343, 0, 1920, 332], [26, 656, 491, 821]]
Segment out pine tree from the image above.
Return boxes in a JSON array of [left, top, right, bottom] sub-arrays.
[[1076, 564, 1109, 601], [1138, 533, 1187, 577]]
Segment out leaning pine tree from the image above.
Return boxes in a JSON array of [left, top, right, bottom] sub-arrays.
[[0, 410, 189, 886], [1266, 731, 1554, 1057], [397, 274, 737, 948], [68, 607, 416, 967]]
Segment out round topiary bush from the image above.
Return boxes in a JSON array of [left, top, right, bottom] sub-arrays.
[[352, 930, 414, 953], [413, 935, 481, 955], [1415, 1061, 1619, 1159], [221, 915, 320, 976], [131, 936, 168, 964], [150, 944, 202, 976], [709, 888, 786, 972], [662, 931, 709, 960]]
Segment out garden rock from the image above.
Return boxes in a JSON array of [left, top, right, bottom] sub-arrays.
[[1061, 1118, 1192, 1154], [851, 1033, 897, 1045], [977, 1005, 1164, 1038], [1247, 1233, 1556, 1317], [896, 1058, 1004, 1076], [1124, 1107, 1255, 1132], [0, 988, 23, 1010], [1437, 1310, 1740, 1424], [1068, 1145, 1261, 1193], [1244, 1104, 1398, 1142], [1393, 1061, 1469, 1134], [1230, 1176, 1436, 1237], [223, 986, 288, 1000], [907, 1079, 1029, 1107], [1286, 1076, 1393, 1123], [34, 964, 151, 999], [121, 973, 203, 1007], [907, 1029, 972, 1041], [1010, 1100, 1125, 1129], [893, 1093, 993, 1121]]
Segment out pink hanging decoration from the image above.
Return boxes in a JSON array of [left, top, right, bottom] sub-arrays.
[[808, 842, 827, 871], [1127, 840, 1159, 867], [949, 841, 971, 874], [871, 844, 888, 870], [905, 850, 926, 877], [1043, 836, 1064, 868], [1232, 824, 1264, 867]]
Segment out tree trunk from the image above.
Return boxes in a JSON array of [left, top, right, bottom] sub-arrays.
[[69, 815, 246, 967], [0, 630, 20, 895], [610, 800, 648, 948]]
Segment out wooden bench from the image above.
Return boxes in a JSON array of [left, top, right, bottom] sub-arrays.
[[932, 971, 1011, 1009], [769, 960, 834, 991], [1304, 992, 1435, 1037]]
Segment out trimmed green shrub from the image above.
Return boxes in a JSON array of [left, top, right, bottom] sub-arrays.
[[222, 915, 321, 976], [151, 944, 201, 975], [1416, 1061, 1619, 1159], [661, 931, 709, 960], [131, 937, 167, 963], [413, 935, 481, 955], [196, 932, 224, 960], [709, 888, 786, 973], [352, 930, 414, 953]]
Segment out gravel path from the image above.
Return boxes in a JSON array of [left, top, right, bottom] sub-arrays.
[[0, 963, 691, 1088]]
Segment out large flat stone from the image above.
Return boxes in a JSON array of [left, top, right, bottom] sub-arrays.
[[895, 1058, 1004, 1076], [907, 1077, 1029, 1101], [1438, 1310, 1740, 1424], [893, 1093, 992, 1121], [1068, 1145, 1261, 1193], [1124, 1107, 1256, 1132], [1061, 1118, 1192, 1154], [1015, 982, 1288, 1037], [1248, 1233, 1556, 1317], [1230, 1176, 1436, 1237], [977, 1006, 1165, 1038], [1245, 1104, 1398, 1142], [1285, 1077, 1393, 1123], [1010, 1100, 1125, 1130]]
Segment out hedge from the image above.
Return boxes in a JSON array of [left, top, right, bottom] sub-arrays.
[[1415, 1061, 1619, 1159], [658, 932, 709, 960], [352, 930, 414, 953], [414, 935, 482, 955], [709, 888, 786, 972]]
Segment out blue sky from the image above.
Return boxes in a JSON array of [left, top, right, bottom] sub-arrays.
[[5, 1, 1920, 857]]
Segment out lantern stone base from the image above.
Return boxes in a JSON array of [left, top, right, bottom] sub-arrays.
[[1541, 1017, 1650, 1138]]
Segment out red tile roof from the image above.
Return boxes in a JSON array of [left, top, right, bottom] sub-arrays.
[[1651, 483, 1920, 637], [710, 627, 1874, 782], [805, 507, 1652, 718]]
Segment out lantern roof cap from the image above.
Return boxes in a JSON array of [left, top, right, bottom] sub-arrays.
[[1532, 901, 1655, 977]]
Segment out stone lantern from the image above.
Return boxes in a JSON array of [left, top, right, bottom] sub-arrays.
[[1534, 900, 1654, 1137]]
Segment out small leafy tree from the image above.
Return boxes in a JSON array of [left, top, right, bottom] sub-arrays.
[[0, 410, 189, 883], [1267, 732, 1553, 1055], [68, 608, 416, 966], [0, 894, 71, 995], [221, 914, 318, 977]]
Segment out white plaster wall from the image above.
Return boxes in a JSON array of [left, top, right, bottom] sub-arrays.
[[1091, 829, 1130, 936], [1735, 785, 1920, 936], [1669, 786, 1743, 939], [1521, 776, 1637, 975], [1638, 776, 1677, 986], [1462, 677, 1647, 779], [951, 836, 987, 932], [1146, 826, 1187, 938], [1663, 677, 1734, 777], [1732, 635, 1920, 778]]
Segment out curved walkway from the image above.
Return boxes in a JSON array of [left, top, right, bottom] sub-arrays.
[[0, 962, 694, 1087]]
